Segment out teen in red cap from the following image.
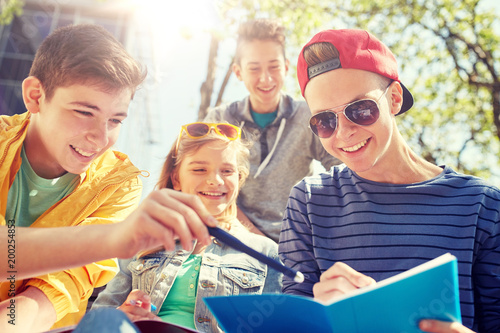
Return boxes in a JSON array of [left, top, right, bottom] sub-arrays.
[[279, 29, 500, 332]]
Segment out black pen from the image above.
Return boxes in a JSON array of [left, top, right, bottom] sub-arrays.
[[207, 226, 304, 283]]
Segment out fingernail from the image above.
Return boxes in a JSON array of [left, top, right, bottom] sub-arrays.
[[129, 299, 140, 306], [359, 276, 373, 286], [420, 320, 430, 330], [183, 241, 193, 252], [207, 216, 218, 227]]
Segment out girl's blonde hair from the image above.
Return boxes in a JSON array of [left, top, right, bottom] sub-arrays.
[[156, 130, 250, 222]]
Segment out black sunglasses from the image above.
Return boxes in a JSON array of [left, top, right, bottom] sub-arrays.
[[309, 85, 391, 139]]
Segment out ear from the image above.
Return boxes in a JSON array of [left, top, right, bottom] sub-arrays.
[[171, 173, 181, 191], [284, 58, 290, 75], [232, 63, 243, 81], [22, 76, 44, 114], [388, 82, 404, 116]]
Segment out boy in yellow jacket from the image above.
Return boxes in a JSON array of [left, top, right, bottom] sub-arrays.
[[0, 24, 147, 330]]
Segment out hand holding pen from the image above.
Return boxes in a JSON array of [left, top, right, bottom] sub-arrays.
[[129, 299, 157, 312], [118, 290, 162, 322], [138, 226, 304, 283]]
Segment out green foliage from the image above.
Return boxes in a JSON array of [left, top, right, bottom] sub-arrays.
[[213, 0, 500, 185], [0, 0, 24, 25], [215, 0, 333, 47], [338, 0, 500, 183]]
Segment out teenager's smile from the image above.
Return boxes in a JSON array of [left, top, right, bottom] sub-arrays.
[[233, 39, 289, 113], [199, 190, 227, 200], [258, 85, 276, 93], [71, 145, 99, 158], [340, 138, 370, 153], [25, 84, 131, 178], [174, 141, 239, 217]]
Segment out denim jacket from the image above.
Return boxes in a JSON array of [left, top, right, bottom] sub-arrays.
[[92, 222, 282, 332]]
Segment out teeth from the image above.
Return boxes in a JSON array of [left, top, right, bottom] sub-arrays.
[[342, 140, 368, 152], [260, 87, 273, 91], [73, 147, 95, 157], [201, 192, 224, 197]]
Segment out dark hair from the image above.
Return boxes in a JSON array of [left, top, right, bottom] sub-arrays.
[[234, 18, 286, 64], [29, 24, 147, 100]]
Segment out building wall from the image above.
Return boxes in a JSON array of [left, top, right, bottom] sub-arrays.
[[0, 0, 134, 116]]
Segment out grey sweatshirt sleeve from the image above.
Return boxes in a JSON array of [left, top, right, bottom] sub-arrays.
[[91, 258, 133, 310]]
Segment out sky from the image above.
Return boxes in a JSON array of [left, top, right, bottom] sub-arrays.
[[114, 0, 241, 195], [114, 0, 289, 196], [113, 0, 500, 196]]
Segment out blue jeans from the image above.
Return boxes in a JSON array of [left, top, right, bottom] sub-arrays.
[[73, 308, 140, 333]]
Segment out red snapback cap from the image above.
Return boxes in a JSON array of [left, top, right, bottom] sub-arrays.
[[297, 29, 413, 115]]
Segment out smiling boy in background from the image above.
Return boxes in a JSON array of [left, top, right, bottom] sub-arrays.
[[204, 18, 340, 242]]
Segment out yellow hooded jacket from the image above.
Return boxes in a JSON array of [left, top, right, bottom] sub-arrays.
[[0, 112, 143, 328]]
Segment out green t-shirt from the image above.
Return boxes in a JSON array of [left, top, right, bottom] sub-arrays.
[[158, 254, 202, 329], [250, 109, 278, 128], [6, 146, 79, 227]]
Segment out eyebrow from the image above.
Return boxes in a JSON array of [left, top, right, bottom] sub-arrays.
[[246, 59, 281, 66], [69, 101, 128, 117], [188, 161, 209, 166], [70, 101, 100, 110], [187, 161, 236, 168]]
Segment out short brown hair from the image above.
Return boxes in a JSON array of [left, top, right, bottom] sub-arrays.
[[29, 24, 146, 100], [234, 18, 286, 64], [303, 42, 339, 67]]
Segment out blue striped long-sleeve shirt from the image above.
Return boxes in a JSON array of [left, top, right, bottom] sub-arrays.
[[279, 165, 500, 332]]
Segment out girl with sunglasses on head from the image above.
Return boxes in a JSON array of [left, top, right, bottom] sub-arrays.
[[92, 122, 282, 333], [279, 29, 500, 333]]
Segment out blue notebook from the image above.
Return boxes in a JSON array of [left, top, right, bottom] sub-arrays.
[[204, 253, 462, 333]]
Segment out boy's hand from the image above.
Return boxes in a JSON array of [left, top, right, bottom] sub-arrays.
[[419, 320, 475, 333], [313, 262, 376, 303], [117, 289, 161, 322], [314, 265, 474, 333], [114, 188, 218, 258]]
